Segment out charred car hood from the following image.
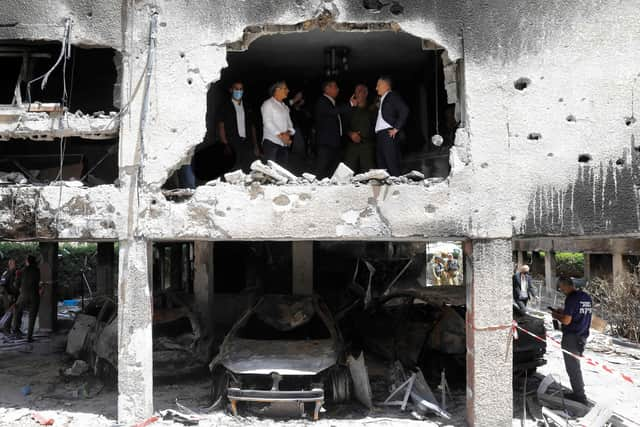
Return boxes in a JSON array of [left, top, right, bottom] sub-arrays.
[[213, 338, 338, 375]]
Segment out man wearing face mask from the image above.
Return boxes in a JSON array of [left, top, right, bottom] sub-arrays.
[[217, 81, 259, 173]]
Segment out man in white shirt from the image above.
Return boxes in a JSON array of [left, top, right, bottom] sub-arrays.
[[512, 264, 536, 312], [374, 76, 409, 177], [260, 81, 295, 166], [218, 81, 258, 173]]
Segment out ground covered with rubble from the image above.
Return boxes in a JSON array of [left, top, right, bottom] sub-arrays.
[[1, 311, 639, 426]]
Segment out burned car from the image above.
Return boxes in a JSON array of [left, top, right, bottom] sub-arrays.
[[347, 287, 546, 385], [209, 294, 351, 420]]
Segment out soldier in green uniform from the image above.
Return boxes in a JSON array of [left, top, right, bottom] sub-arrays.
[[345, 84, 376, 173], [11, 255, 41, 342]]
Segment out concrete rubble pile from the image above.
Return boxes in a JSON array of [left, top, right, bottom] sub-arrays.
[[0, 109, 120, 141], [218, 161, 442, 187]]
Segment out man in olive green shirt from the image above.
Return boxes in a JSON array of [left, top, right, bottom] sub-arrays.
[[12, 255, 41, 342], [345, 84, 376, 173]]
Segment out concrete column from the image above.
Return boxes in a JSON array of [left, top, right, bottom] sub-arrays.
[[531, 251, 544, 276], [170, 243, 183, 290], [38, 242, 58, 331], [516, 251, 524, 267], [544, 251, 557, 292], [465, 239, 513, 427], [96, 242, 116, 297], [117, 239, 153, 422], [193, 241, 214, 329], [292, 241, 313, 295], [583, 253, 591, 281], [612, 252, 624, 285]]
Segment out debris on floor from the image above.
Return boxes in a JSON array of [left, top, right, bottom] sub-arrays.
[[382, 361, 450, 419], [63, 360, 89, 377]]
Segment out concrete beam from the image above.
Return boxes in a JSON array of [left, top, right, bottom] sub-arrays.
[[514, 237, 640, 254], [38, 242, 58, 331], [465, 239, 513, 426], [96, 242, 116, 297], [545, 251, 557, 292], [193, 241, 214, 329], [292, 241, 314, 295], [117, 239, 153, 423], [170, 243, 183, 290]]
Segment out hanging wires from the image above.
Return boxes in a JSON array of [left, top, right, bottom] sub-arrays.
[[49, 19, 73, 238], [26, 18, 72, 106], [431, 49, 444, 147]]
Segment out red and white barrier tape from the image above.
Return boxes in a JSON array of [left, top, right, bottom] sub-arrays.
[[513, 321, 636, 385]]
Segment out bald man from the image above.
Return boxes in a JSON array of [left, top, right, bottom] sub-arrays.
[[513, 264, 536, 311]]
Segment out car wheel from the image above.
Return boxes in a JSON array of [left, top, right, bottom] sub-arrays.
[[326, 366, 351, 403], [210, 365, 229, 409]]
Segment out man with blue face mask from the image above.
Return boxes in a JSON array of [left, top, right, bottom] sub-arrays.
[[218, 81, 259, 173]]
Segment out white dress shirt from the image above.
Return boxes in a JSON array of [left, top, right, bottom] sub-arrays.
[[520, 274, 528, 295], [375, 90, 394, 133], [232, 99, 246, 139], [261, 97, 296, 146], [323, 93, 342, 136]]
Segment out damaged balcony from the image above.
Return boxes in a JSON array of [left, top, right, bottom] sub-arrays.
[[0, 42, 120, 186]]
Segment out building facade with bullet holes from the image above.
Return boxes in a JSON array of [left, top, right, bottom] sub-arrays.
[[0, 1, 639, 425]]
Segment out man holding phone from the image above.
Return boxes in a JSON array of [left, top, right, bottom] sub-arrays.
[[550, 276, 593, 405]]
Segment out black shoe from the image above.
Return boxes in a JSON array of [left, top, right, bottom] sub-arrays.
[[26, 337, 34, 343], [564, 392, 588, 405]]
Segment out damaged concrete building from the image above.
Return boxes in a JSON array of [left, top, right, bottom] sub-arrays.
[[1, 1, 639, 426]]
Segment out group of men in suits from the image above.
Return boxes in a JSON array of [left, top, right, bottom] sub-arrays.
[[216, 76, 409, 179]]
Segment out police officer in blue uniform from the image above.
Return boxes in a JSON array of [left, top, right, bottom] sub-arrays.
[[551, 276, 593, 405]]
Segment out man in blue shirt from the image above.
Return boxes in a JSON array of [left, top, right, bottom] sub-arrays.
[[551, 276, 592, 404]]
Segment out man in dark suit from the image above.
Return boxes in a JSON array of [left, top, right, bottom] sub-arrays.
[[217, 81, 259, 173], [314, 80, 356, 178], [513, 264, 537, 312], [374, 76, 409, 177]]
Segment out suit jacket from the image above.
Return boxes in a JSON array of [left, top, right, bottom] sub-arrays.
[[314, 95, 352, 148], [218, 99, 254, 145], [379, 91, 409, 131], [512, 272, 536, 301]]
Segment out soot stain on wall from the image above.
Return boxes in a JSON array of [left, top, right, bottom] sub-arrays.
[[520, 142, 640, 236]]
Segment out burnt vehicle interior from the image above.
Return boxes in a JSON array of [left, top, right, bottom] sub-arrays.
[[142, 240, 545, 420], [237, 300, 332, 341], [166, 28, 460, 186], [0, 41, 120, 186]]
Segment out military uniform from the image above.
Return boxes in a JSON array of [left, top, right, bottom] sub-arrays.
[[12, 264, 40, 340], [344, 105, 376, 173]]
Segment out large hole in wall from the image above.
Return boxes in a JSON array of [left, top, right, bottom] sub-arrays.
[[0, 137, 118, 185], [165, 26, 465, 190], [0, 41, 118, 111], [0, 42, 119, 186]]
